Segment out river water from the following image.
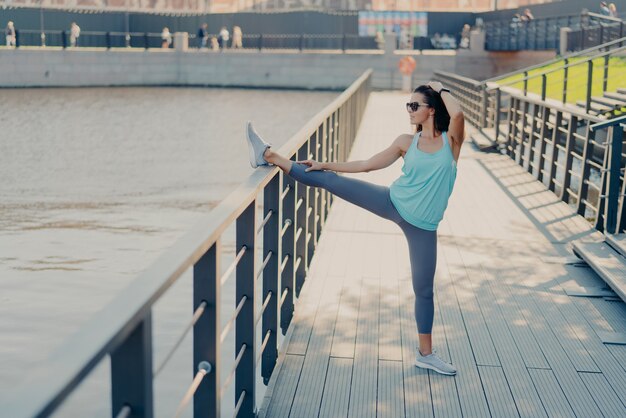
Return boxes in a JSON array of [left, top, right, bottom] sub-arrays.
[[0, 87, 338, 417]]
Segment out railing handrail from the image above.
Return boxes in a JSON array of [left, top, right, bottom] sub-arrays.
[[587, 11, 624, 25], [485, 36, 626, 83], [483, 12, 580, 25], [1, 69, 373, 418], [487, 42, 626, 89], [590, 114, 626, 130], [498, 85, 604, 122]]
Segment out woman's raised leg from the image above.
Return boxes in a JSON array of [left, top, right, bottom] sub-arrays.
[[264, 148, 402, 224]]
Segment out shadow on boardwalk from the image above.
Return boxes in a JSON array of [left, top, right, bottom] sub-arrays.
[[259, 92, 626, 418]]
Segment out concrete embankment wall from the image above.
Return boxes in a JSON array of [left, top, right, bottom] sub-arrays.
[[0, 48, 556, 90]]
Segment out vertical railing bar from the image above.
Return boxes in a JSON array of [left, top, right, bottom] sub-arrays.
[[235, 201, 256, 417], [193, 240, 220, 418], [262, 173, 280, 384]]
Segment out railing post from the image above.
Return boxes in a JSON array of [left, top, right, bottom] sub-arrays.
[[280, 169, 295, 334], [111, 316, 154, 418], [235, 201, 256, 417], [61, 30, 67, 49], [295, 144, 308, 297], [603, 54, 609, 93], [106, 32, 111, 50], [523, 71, 528, 95], [562, 58, 569, 103], [586, 60, 593, 113], [193, 242, 220, 418], [494, 88, 502, 142], [541, 74, 547, 101], [258, 34, 263, 51], [560, 116, 577, 201], [481, 87, 488, 128], [606, 126, 623, 233], [262, 175, 280, 385]]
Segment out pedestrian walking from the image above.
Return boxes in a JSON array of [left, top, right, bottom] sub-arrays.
[[161, 27, 172, 48], [245, 81, 465, 376], [70, 22, 80, 47], [232, 25, 243, 49], [198, 23, 208, 49], [5, 21, 16, 48], [609, 3, 618, 17], [218, 26, 229, 50], [600, 1, 611, 15]]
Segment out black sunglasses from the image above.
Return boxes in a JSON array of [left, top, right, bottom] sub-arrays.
[[406, 102, 429, 112]]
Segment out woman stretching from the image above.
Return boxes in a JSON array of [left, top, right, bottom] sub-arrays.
[[245, 81, 464, 375]]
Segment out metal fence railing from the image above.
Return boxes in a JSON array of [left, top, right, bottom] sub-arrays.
[[485, 11, 625, 52], [433, 71, 626, 234], [485, 13, 579, 51], [9, 29, 380, 51], [1, 70, 372, 418], [436, 36, 625, 141]]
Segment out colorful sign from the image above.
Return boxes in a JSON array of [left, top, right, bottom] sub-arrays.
[[358, 11, 428, 37]]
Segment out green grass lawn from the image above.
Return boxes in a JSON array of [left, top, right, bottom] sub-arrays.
[[496, 56, 626, 105]]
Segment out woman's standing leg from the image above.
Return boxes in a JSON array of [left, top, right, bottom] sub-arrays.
[[401, 223, 456, 375]]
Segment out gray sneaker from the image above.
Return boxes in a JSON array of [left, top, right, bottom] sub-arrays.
[[246, 121, 272, 168], [415, 350, 457, 376]]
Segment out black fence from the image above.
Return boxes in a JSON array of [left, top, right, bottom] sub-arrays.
[[485, 14, 578, 51]]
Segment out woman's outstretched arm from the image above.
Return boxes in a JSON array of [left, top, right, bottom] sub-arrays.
[[299, 134, 410, 173]]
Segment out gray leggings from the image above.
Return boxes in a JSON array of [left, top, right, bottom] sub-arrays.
[[288, 163, 437, 334]]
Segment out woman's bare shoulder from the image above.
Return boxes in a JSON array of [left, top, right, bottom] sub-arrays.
[[394, 133, 414, 154]]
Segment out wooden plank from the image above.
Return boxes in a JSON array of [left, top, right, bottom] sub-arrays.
[[579, 372, 626, 417], [347, 276, 379, 418], [429, 291, 463, 418], [318, 358, 352, 418], [439, 241, 500, 367], [532, 291, 600, 372], [527, 368, 576, 418], [263, 354, 305, 418], [573, 241, 626, 302], [377, 360, 404, 418], [379, 234, 402, 362], [330, 277, 361, 358], [435, 248, 492, 416], [543, 293, 626, 406], [287, 234, 339, 355], [512, 288, 604, 417], [478, 366, 520, 418], [397, 237, 433, 418], [289, 272, 344, 418], [453, 247, 547, 418]]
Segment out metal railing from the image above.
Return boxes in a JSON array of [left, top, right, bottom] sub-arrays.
[[485, 13, 579, 51], [484, 11, 624, 52], [436, 37, 625, 142], [501, 94, 626, 233], [434, 71, 626, 233], [566, 12, 625, 52], [9, 29, 379, 51], [2, 70, 372, 418]]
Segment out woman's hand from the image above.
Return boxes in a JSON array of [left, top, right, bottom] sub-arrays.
[[427, 81, 444, 93], [297, 159, 325, 172]]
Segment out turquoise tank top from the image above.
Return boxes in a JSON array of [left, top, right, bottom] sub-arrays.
[[389, 131, 457, 231]]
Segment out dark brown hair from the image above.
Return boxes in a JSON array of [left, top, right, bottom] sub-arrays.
[[413, 85, 450, 133]]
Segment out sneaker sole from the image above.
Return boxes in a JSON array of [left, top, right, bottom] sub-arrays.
[[414, 360, 457, 376], [245, 123, 258, 168]]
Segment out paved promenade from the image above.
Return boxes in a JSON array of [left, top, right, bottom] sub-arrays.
[[258, 91, 626, 417]]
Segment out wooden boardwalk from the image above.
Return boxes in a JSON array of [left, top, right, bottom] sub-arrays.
[[258, 92, 626, 418]]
